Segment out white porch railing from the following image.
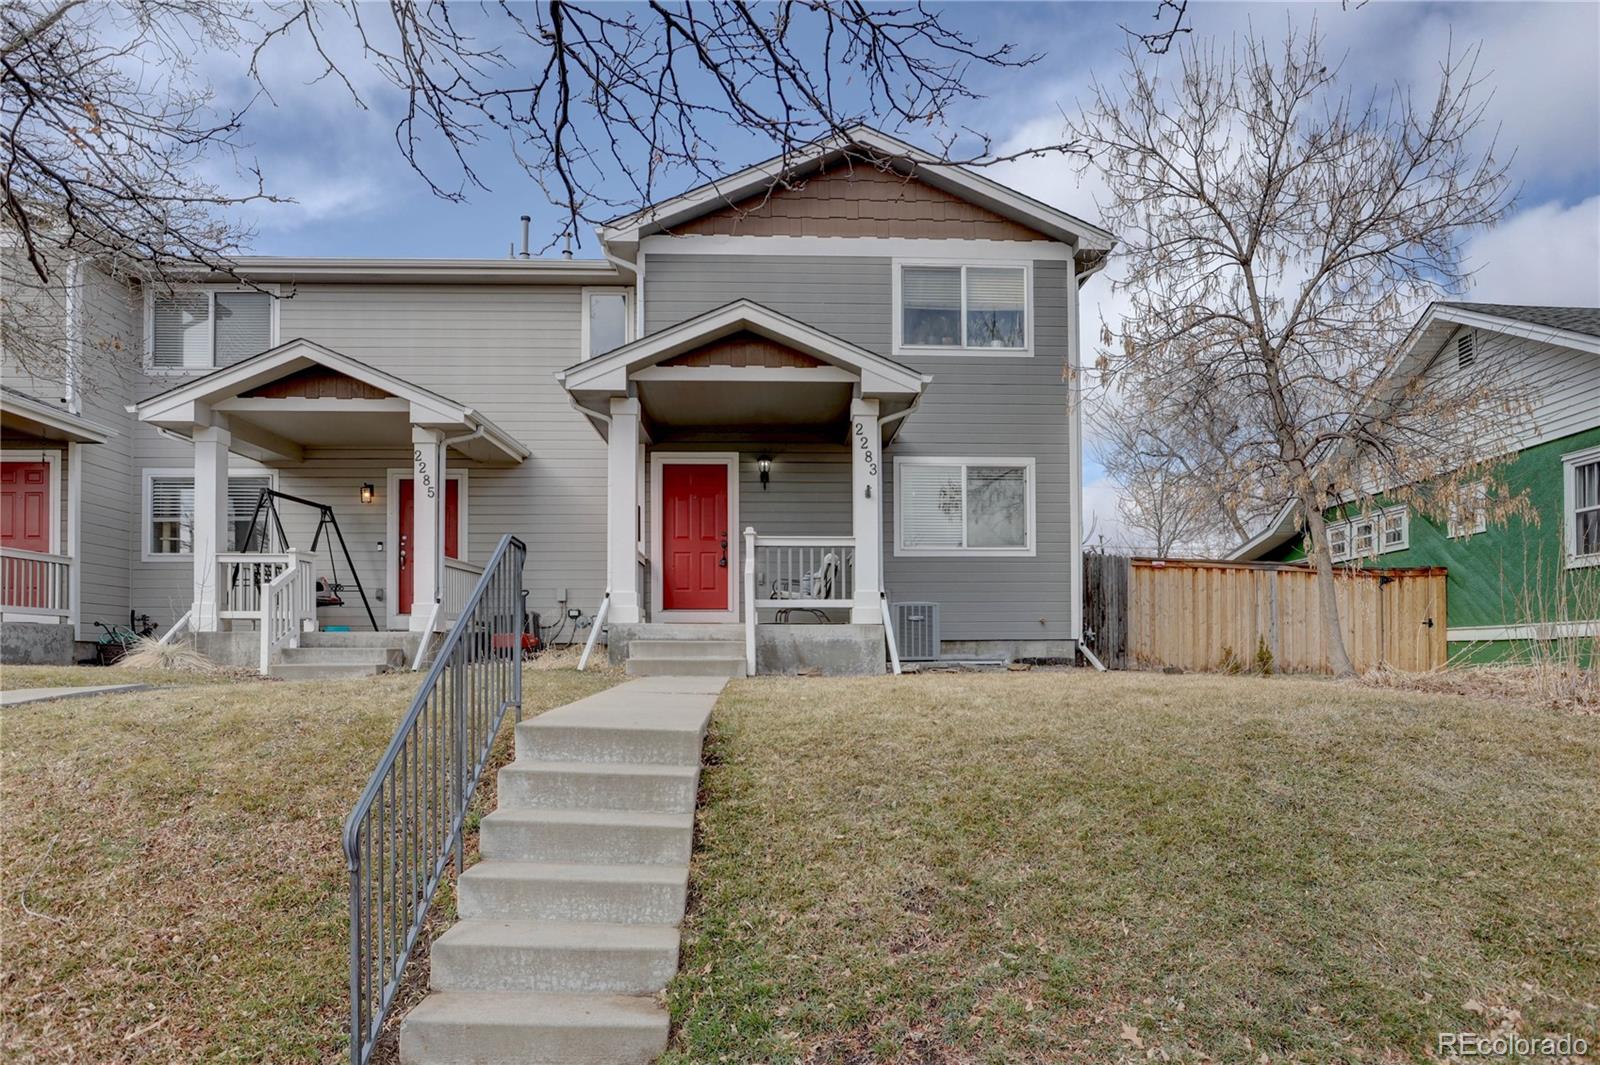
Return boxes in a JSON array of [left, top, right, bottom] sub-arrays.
[[260, 551, 317, 672], [0, 547, 72, 621], [442, 557, 486, 623], [218, 552, 294, 619], [743, 529, 858, 675]]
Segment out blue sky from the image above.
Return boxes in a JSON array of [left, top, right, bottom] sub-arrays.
[[217, 1, 1600, 545]]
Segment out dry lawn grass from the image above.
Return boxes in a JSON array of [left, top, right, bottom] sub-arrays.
[[666, 671, 1600, 1064], [0, 664, 621, 1063], [1, 663, 257, 690]]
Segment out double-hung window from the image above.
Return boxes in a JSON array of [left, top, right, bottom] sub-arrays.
[[895, 457, 1035, 556], [1564, 445, 1600, 568], [144, 471, 274, 559], [148, 286, 275, 371], [896, 262, 1029, 354]]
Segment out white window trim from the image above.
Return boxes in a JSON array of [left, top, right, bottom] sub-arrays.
[[892, 259, 1033, 357], [893, 455, 1036, 558], [143, 284, 280, 376], [580, 286, 635, 361], [0, 448, 62, 555], [1326, 505, 1408, 562], [1446, 481, 1489, 539], [1562, 444, 1600, 570], [140, 465, 277, 562]]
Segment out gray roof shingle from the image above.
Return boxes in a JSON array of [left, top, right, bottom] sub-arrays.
[[1437, 302, 1600, 338]]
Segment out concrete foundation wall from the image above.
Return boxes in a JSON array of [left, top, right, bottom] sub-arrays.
[[605, 621, 886, 675], [940, 639, 1078, 663], [1, 620, 76, 665]]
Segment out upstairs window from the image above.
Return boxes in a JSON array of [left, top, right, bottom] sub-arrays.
[[1327, 506, 1408, 562], [896, 262, 1029, 354], [150, 287, 274, 370], [1456, 330, 1476, 370], [895, 457, 1035, 556], [1447, 482, 1489, 539], [1564, 446, 1600, 568], [583, 288, 632, 359]]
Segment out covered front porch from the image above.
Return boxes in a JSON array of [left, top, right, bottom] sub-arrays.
[[0, 387, 113, 663], [135, 340, 527, 672], [559, 300, 929, 674]]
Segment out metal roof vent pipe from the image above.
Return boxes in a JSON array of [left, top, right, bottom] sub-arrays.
[[519, 215, 531, 259], [562, 232, 573, 260]]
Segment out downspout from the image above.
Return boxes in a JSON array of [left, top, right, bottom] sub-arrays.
[[435, 423, 488, 614], [872, 384, 928, 599]]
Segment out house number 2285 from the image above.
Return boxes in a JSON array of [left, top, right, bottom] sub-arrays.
[[852, 420, 877, 476], [413, 448, 437, 499]]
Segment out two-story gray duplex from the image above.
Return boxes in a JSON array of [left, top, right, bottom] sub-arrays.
[[0, 126, 1113, 674]]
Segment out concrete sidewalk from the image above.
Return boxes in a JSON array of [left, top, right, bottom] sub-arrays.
[[1, 684, 152, 707]]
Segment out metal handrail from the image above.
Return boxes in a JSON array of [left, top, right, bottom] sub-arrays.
[[341, 533, 526, 1065]]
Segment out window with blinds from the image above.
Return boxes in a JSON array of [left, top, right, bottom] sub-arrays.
[[146, 474, 273, 556], [898, 263, 1027, 351], [1566, 448, 1600, 566], [151, 289, 273, 369], [896, 458, 1033, 555]]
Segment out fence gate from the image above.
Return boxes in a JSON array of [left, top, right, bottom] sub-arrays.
[[1084, 555, 1448, 673]]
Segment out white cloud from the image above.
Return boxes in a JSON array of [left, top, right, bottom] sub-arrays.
[[1081, 474, 1137, 551], [1463, 196, 1600, 306]]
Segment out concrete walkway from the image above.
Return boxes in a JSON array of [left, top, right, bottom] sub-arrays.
[[1, 684, 151, 707], [400, 675, 724, 1064]]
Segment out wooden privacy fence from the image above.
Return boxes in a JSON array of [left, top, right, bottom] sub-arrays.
[[1084, 555, 1448, 673]]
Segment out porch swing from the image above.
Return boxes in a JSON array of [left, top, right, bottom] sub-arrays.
[[233, 488, 379, 630]]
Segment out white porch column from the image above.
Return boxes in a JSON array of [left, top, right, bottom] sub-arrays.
[[850, 398, 883, 624], [409, 426, 445, 633], [606, 397, 642, 623], [192, 423, 231, 631]]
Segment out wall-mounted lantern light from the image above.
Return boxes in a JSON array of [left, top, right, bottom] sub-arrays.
[[757, 455, 772, 491], [360, 482, 376, 504]]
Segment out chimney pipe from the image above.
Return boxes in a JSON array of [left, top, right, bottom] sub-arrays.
[[562, 232, 573, 260], [508, 242, 515, 260], [519, 215, 531, 259]]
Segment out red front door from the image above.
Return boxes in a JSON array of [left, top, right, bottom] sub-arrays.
[[661, 463, 729, 611], [0, 461, 52, 553], [397, 477, 460, 616]]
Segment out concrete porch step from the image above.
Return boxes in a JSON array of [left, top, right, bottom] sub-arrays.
[[399, 991, 667, 1065], [268, 661, 394, 681], [276, 646, 405, 667], [497, 761, 700, 814], [479, 808, 695, 865], [299, 630, 414, 649], [457, 861, 688, 925], [429, 919, 680, 995], [625, 638, 744, 658], [625, 653, 746, 678]]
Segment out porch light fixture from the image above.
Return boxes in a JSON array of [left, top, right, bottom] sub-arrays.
[[757, 455, 772, 490], [360, 482, 376, 505]]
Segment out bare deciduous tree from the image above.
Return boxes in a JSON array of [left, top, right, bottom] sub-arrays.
[[1073, 24, 1522, 675]]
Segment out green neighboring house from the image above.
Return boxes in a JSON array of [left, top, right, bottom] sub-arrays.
[[1232, 303, 1600, 663]]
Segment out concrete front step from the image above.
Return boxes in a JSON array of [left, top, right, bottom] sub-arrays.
[[479, 808, 694, 865], [429, 920, 680, 995], [625, 653, 746, 678], [399, 991, 667, 1065], [518, 718, 706, 766], [299, 630, 414, 649], [498, 761, 699, 814], [626, 638, 744, 657], [458, 861, 688, 925], [277, 646, 405, 667], [268, 661, 394, 681]]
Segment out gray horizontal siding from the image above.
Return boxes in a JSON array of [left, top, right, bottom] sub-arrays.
[[645, 253, 1077, 641]]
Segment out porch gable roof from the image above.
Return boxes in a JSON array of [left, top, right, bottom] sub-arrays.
[[557, 298, 931, 401], [133, 338, 528, 464], [0, 385, 113, 444]]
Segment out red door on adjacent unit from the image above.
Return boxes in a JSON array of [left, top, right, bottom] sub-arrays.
[[397, 478, 460, 616], [661, 463, 729, 611], [0, 461, 52, 553]]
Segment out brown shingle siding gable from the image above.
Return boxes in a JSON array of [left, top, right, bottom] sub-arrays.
[[673, 163, 1051, 241]]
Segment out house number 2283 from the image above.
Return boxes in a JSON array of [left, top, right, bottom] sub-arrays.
[[852, 420, 877, 476], [413, 448, 437, 499]]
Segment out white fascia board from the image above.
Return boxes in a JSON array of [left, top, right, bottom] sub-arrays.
[[1227, 501, 1301, 561], [1433, 306, 1600, 356], [0, 390, 113, 443], [600, 125, 1113, 254]]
